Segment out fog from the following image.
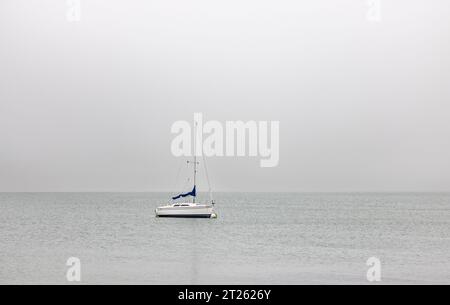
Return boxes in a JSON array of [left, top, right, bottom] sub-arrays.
[[1, 0, 449, 192]]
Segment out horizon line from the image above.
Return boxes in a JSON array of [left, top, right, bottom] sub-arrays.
[[1, 190, 450, 194]]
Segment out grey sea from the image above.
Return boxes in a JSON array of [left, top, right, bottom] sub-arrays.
[[0, 192, 449, 284]]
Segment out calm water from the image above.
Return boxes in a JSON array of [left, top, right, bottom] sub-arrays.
[[0, 192, 449, 284]]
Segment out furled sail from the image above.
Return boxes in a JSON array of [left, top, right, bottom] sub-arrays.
[[172, 186, 196, 200]]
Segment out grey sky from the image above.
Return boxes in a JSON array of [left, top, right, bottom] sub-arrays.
[[1, 0, 450, 192]]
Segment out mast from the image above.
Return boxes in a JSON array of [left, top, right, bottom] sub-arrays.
[[202, 150, 214, 205], [193, 154, 196, 203], [193, 122, 197, 204]]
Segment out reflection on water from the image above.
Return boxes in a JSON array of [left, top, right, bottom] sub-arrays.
[[0, 192, 449, 284], [190, 220, 199, 285]]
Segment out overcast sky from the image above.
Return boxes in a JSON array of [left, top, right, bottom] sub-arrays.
[[1, 0, 449, 192]]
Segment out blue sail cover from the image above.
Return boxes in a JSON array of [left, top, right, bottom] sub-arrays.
[[172, 186, 196, 200]]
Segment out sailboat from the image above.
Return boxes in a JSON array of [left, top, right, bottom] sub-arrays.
[[155, 135, 217, 218]]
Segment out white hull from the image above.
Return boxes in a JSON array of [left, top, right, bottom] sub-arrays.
[[155, 203, 216, 218]]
